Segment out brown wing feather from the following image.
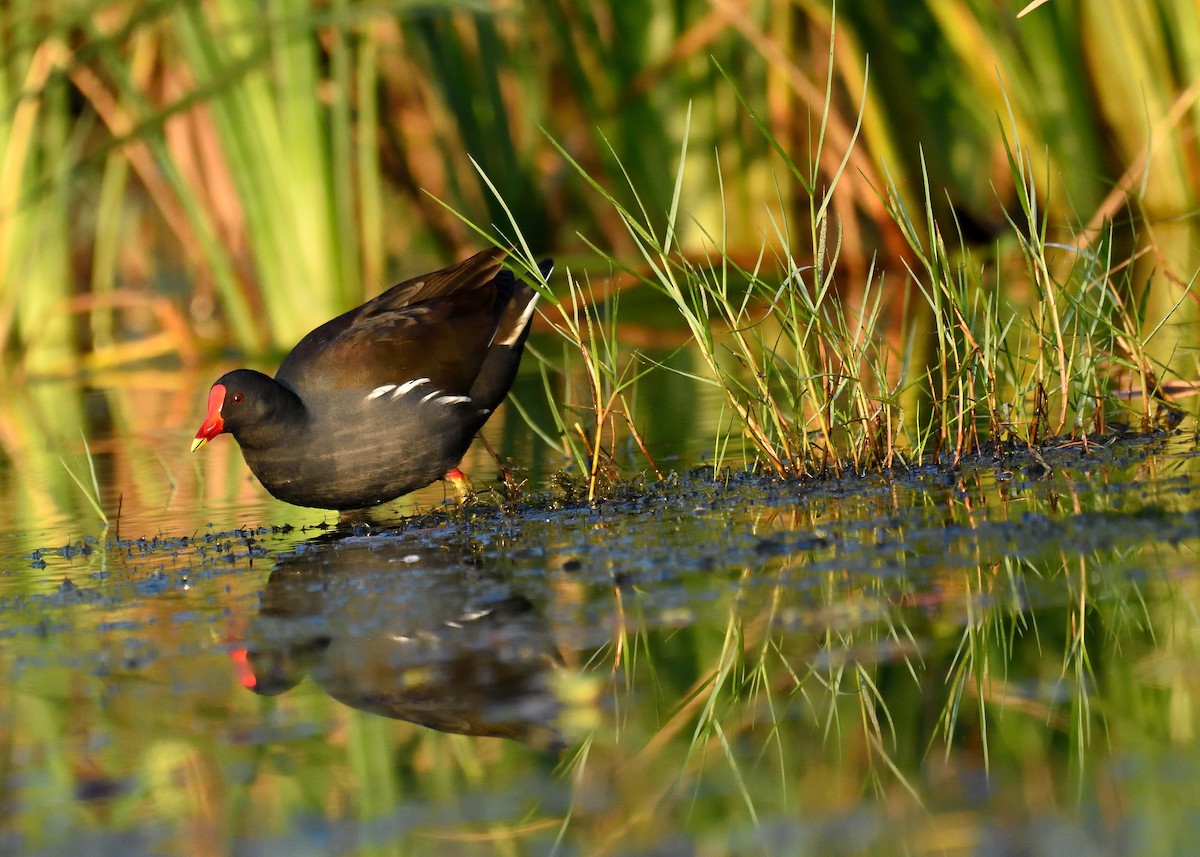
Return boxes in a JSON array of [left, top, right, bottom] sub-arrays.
[[276, 248, 508, 396], [351, 246, 506, 320]]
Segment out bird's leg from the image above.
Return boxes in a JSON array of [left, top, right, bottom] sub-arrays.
[[445, 467, 472, 503]]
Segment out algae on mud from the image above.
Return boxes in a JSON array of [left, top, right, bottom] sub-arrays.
[[1, 431, 1199, 854]]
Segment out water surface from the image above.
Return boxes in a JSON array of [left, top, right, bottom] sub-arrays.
[[2, 376, 1200, 856]]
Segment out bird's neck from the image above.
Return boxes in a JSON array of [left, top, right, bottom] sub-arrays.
[[237, 382, 308, 450]]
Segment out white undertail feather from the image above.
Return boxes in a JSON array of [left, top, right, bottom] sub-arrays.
[[495, 293, 540, 347]]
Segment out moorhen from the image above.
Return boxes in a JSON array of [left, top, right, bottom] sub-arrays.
[[191, 247, 550, 510]]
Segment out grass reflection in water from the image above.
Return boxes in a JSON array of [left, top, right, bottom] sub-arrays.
[[0, 434, 1198, 854]]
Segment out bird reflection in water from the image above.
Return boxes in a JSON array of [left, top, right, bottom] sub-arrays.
[[232, 531, 564, 752]]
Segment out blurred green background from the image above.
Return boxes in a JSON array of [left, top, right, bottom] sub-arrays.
[[2, 0, 1196, 373]]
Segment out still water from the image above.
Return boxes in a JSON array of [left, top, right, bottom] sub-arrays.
[[2, 375, 1200, 856]]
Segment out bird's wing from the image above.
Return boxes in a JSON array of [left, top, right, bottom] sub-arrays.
[[275, 248, 507, 397]]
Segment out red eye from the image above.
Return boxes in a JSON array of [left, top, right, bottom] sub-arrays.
[[231, 392, 244, 404]]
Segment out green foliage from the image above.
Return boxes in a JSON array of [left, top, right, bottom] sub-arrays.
[[0, 0, 1196, 472]]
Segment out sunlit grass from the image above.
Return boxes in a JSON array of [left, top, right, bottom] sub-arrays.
[[2, 0, 1194, 370], [505, 62, 1193, 484]]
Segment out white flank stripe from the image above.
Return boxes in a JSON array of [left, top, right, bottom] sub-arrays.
[[437, 394, 472, 405], [366, 384, 396, 400], [390, 377, 431, 398]]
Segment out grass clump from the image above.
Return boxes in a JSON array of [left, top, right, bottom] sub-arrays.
[[511, 60, 1195, 484]]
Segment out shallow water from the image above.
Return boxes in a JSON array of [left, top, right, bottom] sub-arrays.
[[2, 375, 1200, 856]]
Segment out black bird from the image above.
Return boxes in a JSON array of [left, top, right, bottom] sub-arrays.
[[192, 248, 549, 510]]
